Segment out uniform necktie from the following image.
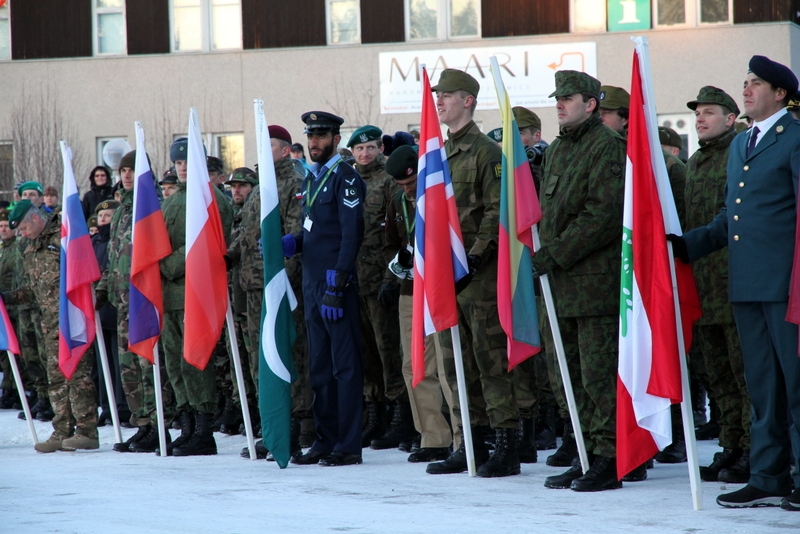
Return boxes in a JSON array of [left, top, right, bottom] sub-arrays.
[[747, 126, 760, 157]]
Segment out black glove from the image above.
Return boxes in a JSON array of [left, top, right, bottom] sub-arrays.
[[666, 234, 690, 264], [321, 270, 351, 322], [95, 289, 108, 311], [455, 255, 481, 295], [532, 247, 557, 277], [377, 282, 400, 308], [397, 248, 413, 269]]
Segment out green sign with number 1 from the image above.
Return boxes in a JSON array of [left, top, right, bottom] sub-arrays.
[[608, 0, 651, 32]]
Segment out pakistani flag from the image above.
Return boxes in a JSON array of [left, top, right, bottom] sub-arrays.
[[254, 99, 297, 468]]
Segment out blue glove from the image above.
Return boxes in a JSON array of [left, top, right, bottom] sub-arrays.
[[321, 269, 351, 323], [282, 234, 296, 258]]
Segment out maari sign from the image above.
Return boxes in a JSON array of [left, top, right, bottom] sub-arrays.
[[379, 42, 598, 114]]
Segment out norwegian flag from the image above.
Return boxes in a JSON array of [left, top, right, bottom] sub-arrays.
[[410, 67, 470, 387]]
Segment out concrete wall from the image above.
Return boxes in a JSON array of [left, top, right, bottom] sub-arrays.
[[0, 21, 797, 188]]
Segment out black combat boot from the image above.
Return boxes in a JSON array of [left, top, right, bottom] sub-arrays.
[[219, 397, 244, 435], [361, 401, 385, 447], [370, 401, 419, 450], [700, 447, 743, 482], [517, 418, 538, 463], [113, 425, 151, 452], [656, 404, 687, 463], [426, 426, 490, 474], [622, 462, 648, 482], [547, 433, 577, 467], [0, 389, 16, 409], [571, 455, 622, 492], [130, 425, 172, 453], [173, 412, 217, 456], [544, 455, 591, 489], [718, 449, 750, 484], [535, 405, 557, 450], [695, 400, 720, 440], [691, 378, 707, 427], [477, 428, 521, 477], [211, 392, 227, 432], [35, 404, 55, 422], [157, 410, 194, 455], [240, 439, 269, 460]]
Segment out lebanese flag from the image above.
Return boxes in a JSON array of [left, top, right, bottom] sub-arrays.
[[183, 108, 228, 370], [616, 44, 702, 479]]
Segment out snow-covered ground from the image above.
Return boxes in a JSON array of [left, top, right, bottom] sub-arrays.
[[1, 408, 797, 534]]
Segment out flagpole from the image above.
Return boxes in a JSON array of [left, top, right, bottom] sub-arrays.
[[152, 344, 168, 457], [226, 299, 256, 460], [94, 307, 122, 444], [533, 228, 590, 474], [7, 350, 38, 445], [449, 325, 476, 476]]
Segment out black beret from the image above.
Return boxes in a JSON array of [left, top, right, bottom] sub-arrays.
[[748, 55, 798, 95], [385, 145, 418, 180]]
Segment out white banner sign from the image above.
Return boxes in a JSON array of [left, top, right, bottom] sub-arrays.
[[379, 42, 597, 114]]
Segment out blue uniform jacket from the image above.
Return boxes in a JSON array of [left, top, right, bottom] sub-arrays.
[[683, 112, 800, 302]]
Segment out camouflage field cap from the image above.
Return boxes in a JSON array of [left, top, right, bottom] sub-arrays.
[[347, 125, 382, 148], [17, 181, 44, 196], [0, 209, 9, 222], [95, 200, 120, 214], [207, 156, 224, 173], [8, 199, 33, 229], [686, 86, 740, 116], [549, 70, 601, 99], [226, 167, 258, 186], [598, 86, 630, 110], [431, 69, 480, 97], [487, 128, 503, 142], [385, 145, 419, 180], [513, 107, 542, 130], [658, 126, 683, 150]]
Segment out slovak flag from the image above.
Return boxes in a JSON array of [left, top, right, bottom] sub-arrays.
[[59, 141, 101, 379], [0, 294, 20, 355], [411, 66, 470, 387], [129, 122, 172, 363]]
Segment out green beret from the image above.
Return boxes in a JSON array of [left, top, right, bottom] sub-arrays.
[[385, 145, 418, 180], [658, 126, 683, 150], [686, 86, 740, 116], [87, 216, 98, 228], [431, 69, 480, 97], [549, 70, 601, 99], [0, 209, 9, 222], [95, 200, 120, 214], [8, 199, 33, 229], [17, 182, 43, 196], [347, 125, 382, 148], [487, 128, 503, 142], [598, 86, 630, 110], [227, 167, 258, 186], [513, 107, 542, 130]]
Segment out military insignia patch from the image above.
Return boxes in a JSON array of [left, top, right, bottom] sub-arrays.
[[493, 162, 502, 179], [343, 198, 360, 208], [777, 125, 784, 133], [610, 163, 622, 177], [310, 113, 317, 120], [599, 90, 606, 100], [346, 188, 357, 196]]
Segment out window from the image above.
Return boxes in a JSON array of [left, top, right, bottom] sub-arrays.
[[171, 0, 242, 52], [0, 1, 10, 61], [406, 0, 480, 41], [659, 114, 694, 160], [328, 0, 360, 45], [213, 133, 244, 175], [654, 0, 732, 27], [97, 137, 132, 172], [0, 142, 13, 196], [94, 0, 127, 55]]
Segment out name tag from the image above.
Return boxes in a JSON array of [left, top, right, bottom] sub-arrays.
[[304, 216, 313, 232]]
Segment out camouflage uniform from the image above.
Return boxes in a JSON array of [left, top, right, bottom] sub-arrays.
[[537, 112, 626, 459], [160, 181, 232, 414], [225, 200, 253, 409], [438, 120, 518, 430], [0, 236, 21, 394], [684, 126, 750, 450], [9, 215, 97, 440], [354, 154, 404, 403]]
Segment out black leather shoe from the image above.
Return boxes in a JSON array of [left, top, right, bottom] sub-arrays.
[[571, 455, 622, 492], [718, 450, 750, 484], [408, 447, 451, 463], [319, 451, 362, 466], [717, 485, 786, 508], [290, 448, 331, 465], [622, 462, 647, 482], [780, 488, 800, 511], [240, 439, 269, 460], [655, 439, 687, 464], [699, 448, 742, 482]]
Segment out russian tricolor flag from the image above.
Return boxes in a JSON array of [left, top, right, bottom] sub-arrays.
[[59, 141, 101, 379], [129, 123, 172, 362]]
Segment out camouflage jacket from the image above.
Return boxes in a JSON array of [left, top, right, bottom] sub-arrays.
[[445, 120, 502, 277], [684, 127, 737, 324], [354, 154, 399, 295], [539, 114, 626, 317], [229, 201, 247, 314], [0, 237, 19, 307], [383, 190, 414, 296], [10, 237, 35, 310], [160, 181, 233, 311], [231, 157, 304, 292], [663, 149, 687, 228], [98, 187, 133, 308], [6, 215, 61, 318]]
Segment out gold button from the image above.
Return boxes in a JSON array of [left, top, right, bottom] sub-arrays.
[[739, 182, 745, 187], [734, 235, 739, 241], [733, 215, 739, 221], [735, 198, 741, 204], [743, 165, 749, 171]]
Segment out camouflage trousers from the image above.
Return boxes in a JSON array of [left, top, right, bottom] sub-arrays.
[[513, 354, 540, 419], [162, 310, 217, 414], [41, 308, 97, 439], [693, 322, 751, 449], [246, 287, 312, 417], [213, 325, 233, 399], [230, 313, 256, 408], [17, 307, 48, 398], [543, 313, 618, 458], [0, 309, 20, 391], [360, 294, 406, 403], [437, 274, 518, 429]]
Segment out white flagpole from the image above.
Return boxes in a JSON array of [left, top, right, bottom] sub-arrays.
[[635, 35, 702, 510], [152, 344, 168, 457], [8, 350, 38, 445], [226, 299, 256, 460], [450, 325, 476, 476], [94, 306, 122, 444]]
